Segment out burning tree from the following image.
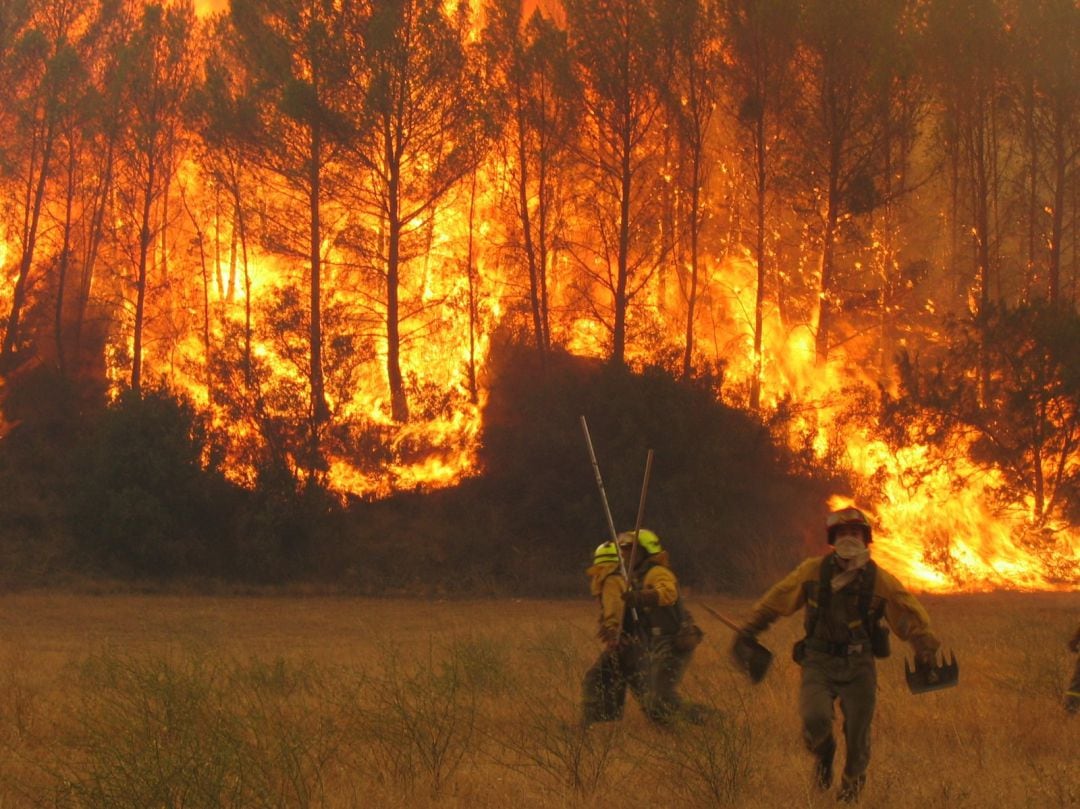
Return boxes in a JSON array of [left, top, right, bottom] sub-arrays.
[[111, 2, 196, 394], [481, 0, 581, 366], [891, 302, 1080, 541], [655, 0, 726, 384], [229, 0, 356, 477], [563, 0, 668, 367], [1, 0, 84, 368], [0, 0, 1077, 590], [342, 0, 490, 424], [720, 0, 799, 407]]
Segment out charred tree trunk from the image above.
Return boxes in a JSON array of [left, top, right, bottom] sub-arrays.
[[2, 116, 57, 366], [386, 141, 409, 424], [515, 90, 548, 364], [55, 136, 78, 376], [750, 109, 767, 410], [1024, 77, 1039, 300], [815, 155, 841, 365], [466, 169, 479, 404], [1047, 111, 1069, 304], [535, 132, 551, 357], [683, 149, 701, 383], [612, 98, 632, 368], [131, 158, 157, 394], [307, 123, 330, 471], [73, 131, 116, 376], [232, 188, 253, 389]]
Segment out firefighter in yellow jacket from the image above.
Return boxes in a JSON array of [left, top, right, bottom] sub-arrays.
[[582, 530, 704, 726], [618, 528, 706, 725], [737, 507, 942, 803], [581, 540, 629, 723], [1066, 622, 1080, 714]]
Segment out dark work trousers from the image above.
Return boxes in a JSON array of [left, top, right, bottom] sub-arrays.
[[623, 635, 699, 725], [583, 635, 698, 725], [1066, 655, 1080, 713], [582, 647, 627, 723], [800, 650, 877, 790]]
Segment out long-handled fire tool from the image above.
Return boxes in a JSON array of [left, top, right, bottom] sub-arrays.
[[624, 448, 654, 580], [904, 651, 959, 694], [580, 416, 638, 623], [697, 602, 773, 684]]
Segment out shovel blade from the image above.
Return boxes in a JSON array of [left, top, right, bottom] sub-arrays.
[[731, 634, 773, 684], [905, 651, 959, 694]]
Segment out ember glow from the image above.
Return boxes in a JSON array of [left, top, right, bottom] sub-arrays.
[[1, 0, 1077, 591]]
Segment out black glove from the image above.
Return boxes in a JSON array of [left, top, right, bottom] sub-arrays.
[[737, 628, 758, 644], [598, 624, 620, 648], [915, 648, 938, 670], [621, 588, 660, 608]]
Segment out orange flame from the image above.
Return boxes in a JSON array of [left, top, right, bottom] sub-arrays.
[[1, 2, 1074, 592], [685, 254, 1076, 592]]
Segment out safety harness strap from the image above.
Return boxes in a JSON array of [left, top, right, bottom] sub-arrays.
[[804, 554, 882, 642]]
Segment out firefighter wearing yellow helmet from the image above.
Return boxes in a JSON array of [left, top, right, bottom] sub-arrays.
[[615, 528, 706, 725], [581, 540, 629, 724], [1066, 622, 1080, 714], [736, 506, 944, 803]]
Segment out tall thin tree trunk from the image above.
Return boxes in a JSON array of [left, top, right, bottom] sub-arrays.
[[131, 160, 157, 394], [307, 124, 330, 474], [55, 137, 78, 375], [1047, 112, 1067, 303], [515, 89, 546, 362], [613, 117, 632, 368], [386, 137, 409, 423], [2, 117, 56, 364], [465, 169, 479, 404], [74, 132, 116, 374], [750, 111, 767, 410]]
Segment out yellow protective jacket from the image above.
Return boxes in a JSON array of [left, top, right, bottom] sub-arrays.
[[623, 551, 683, 638], [635, 550, 679, 606], [744, 555, 941, 658], [586, 561, 626, 638]]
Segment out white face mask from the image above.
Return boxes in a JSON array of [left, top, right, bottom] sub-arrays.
[[834, 534, 868, 561]]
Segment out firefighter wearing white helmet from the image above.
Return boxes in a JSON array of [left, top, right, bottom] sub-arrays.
[[736, 506, 944, 803]]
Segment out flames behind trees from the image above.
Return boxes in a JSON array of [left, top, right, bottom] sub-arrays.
[[0, 0, 1077, 591]]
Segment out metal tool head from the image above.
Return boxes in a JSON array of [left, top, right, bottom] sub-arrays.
[[731, 633, 773, 684], [905, 651, 959, 694]]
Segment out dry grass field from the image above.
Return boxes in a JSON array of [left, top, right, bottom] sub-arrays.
[[0, 591, 1076, 808]]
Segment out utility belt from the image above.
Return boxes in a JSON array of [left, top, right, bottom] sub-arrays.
[[805, 637, 871, 656], [793, 630, 889, 664], [793, 637, 871, 663]]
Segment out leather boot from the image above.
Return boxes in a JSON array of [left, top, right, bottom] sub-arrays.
[[837, 773, 866, 803], [813, 736, 836, 790]]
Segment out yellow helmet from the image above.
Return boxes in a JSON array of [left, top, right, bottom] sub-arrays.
[[593, 541, 619, 566], [618, 528, 662, 555], [825, 506, 872, 544]]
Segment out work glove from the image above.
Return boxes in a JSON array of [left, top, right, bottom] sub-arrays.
[[598, 624, 620, 648], [914, 648, 938, 668], [737, 627, 758, 644], [1069, 636, 1079, 654], [621, 588, 660, 609]]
